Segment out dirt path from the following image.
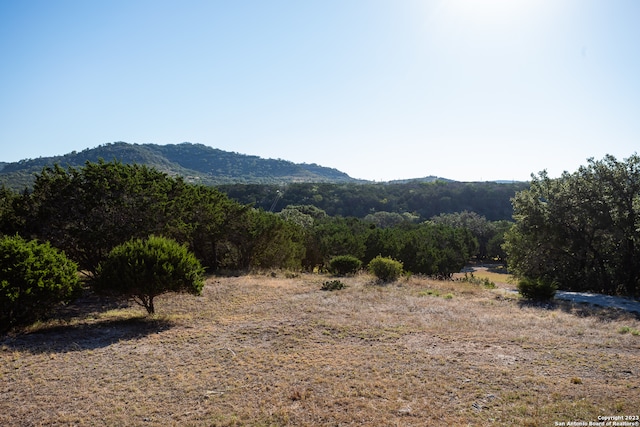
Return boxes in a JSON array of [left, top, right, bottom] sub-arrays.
[[467, 265, 640, 314], [554, 290, 640, 313]]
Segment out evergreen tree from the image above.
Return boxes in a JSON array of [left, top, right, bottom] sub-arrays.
[[95, 236, 204, 314], [505, 154, 640, 297]]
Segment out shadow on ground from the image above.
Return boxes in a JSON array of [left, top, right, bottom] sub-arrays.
[[0, 291, 175, 354], [0, 316, 175, 354], [517, 298, 640, 321]]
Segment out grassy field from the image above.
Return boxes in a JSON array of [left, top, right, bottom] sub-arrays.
[[1, 272, 639, 426]]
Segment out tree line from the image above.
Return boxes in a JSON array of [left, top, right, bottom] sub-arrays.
[[3, 152, 636, 329], [0, 161, 497, 278], [505, 154, 640, 298], [217, 180, 528, 221], [2, 160, 499, 329]]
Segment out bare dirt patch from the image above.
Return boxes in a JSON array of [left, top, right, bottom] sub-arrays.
[[459, 263, 640, 313], [1, 273, 639, 426]]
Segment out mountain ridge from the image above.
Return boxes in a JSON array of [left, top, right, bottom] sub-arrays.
[[0, 142, 463, 190], [0, 142, 370, 189]]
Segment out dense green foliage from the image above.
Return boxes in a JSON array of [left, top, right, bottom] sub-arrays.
[[398, 224, 478, 278], [312, 216, 369, 263], [230, 209, 306, 271], [218, 181, 527, 221], [429, 211, 511, 260], [292, 212, 475, 278], [275, 206, 478, 277], [368, 256, 403, 283], [0, 235, 81, 331], [1, 161, 487, 300], [517, 277, 558, 301], [504, 154, 640, 297], [329, 255, 362, 276], [0, 185, 24, 235], [364, 211, 419, 228], [1, 160, 316, 277], [363, 222, 477, 278], [17, 161, 247, 274], [95, 236, 205, 314]]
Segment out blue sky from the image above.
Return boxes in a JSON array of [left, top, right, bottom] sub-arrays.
[[1, 0, 639, 182]]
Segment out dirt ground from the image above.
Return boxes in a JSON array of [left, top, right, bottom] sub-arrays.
[[1, 272, 639, 426]]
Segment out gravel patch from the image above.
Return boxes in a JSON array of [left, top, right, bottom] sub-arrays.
[[555, 291, 640, 313]]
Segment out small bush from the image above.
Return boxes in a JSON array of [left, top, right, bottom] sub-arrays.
[[517, 277, 557, 301], [329, 255, 362, 276], [321, 280, 346, 291], [368, 256, 403, 283], [618, 326, 640, 335], [461, 272, 496, 288], [0, 235, 81, 332], [95, 236, 205, 314], [418, 289, 440, 297], [482, 278, 496, 289]]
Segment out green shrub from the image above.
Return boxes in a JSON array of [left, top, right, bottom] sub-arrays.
[[418, 289, 440, 297], [482, 278, 496, 289], [461, 272, 495, 288], [321, 280, 346, 291], [517, 277, 557, 301], [329, 255, 362, 276], [95, 236, 205, 314], [0, 235, 81, 332], [618, 326, 640, 335], [368, 256, 403, 283]]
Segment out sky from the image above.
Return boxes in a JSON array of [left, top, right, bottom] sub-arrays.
[[1, 0, 639, 182]]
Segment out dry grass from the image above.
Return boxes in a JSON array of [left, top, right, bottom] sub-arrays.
[[1, 272, 639, 426], [454, 264, 516, 290]]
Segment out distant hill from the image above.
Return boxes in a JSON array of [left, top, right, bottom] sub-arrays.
[[0, 142, 360, 189], [386, 176, 454, 184]]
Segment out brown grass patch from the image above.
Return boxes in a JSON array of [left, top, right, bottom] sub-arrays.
[[454, 264, 516, 290], [1, 273, 639, 426]]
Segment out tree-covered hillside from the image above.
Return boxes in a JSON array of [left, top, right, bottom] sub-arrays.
[[0, 160, 488, 283], [218, 181, 529, 221], [0, 142, 357, 189], [1, 142, 528, 221]]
